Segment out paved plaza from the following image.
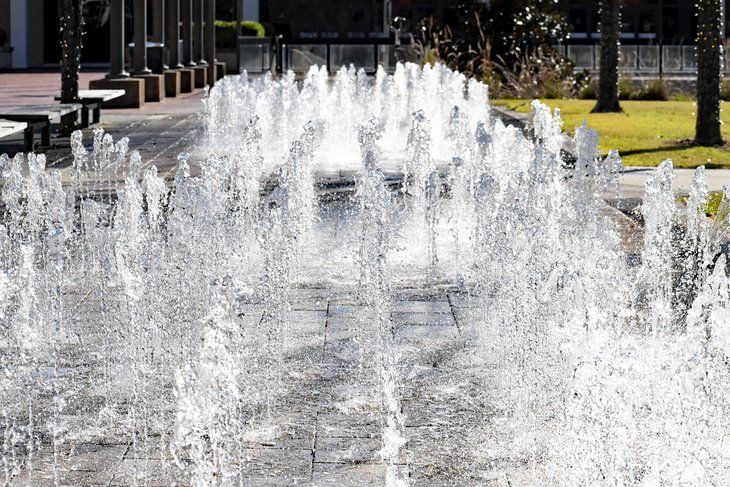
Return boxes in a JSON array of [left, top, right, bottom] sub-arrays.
[[0, 71, 207, 182], [6, 288, 514, 487]]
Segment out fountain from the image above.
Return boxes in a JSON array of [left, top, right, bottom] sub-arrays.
[[0, 62, 729, 486]]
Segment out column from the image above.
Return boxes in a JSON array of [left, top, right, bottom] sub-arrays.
[[152, 0, 166, 71], [205, 0, 216, 81], [152, 0, 164, 44], [236, 0, 242, 39], [193, 0, 205, 64], [132, 0, 151, 74], [108, 0, 129, 77], [167, 0, 183, 68], [10, 0, 28, 68], [235, 0, 242, 74], [181, 0, 195, 65]]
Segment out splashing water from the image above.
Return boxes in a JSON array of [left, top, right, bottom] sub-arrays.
[[0, 62, 730, 486]]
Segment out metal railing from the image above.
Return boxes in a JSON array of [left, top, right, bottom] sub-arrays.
[[237, 35, 416, 75], [274, 36, 414, 75], [562, 44, 702, 74], [238, 36, 273, 73]]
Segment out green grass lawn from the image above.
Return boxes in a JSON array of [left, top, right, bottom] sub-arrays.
[[678, 191, 725, 218], [490, 99, 730, 169]]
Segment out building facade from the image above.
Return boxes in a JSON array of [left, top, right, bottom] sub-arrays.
[[560, 0, 700, 46], [0, 0, 726, 71], [558, 0, 729, 73]]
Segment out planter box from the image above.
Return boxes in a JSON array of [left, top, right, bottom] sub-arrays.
[[217, 49, 238, 74]]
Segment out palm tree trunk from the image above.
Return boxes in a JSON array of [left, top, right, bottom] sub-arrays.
[[695, 0, 724, 146], [592, 0, 622, 113], [59, 0, 84, 135]]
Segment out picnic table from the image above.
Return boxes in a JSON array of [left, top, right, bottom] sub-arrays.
[[0, 104, 82, 151]]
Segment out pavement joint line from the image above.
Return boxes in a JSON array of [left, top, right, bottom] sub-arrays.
[[310, 411, 319, 480], [106, 441, 133, 487], [446, 293, 461, 335], [140, 120, 198, 169]]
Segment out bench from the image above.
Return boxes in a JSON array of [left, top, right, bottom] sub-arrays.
[[0, 118, 27, 143], [0, 103, 82, 151], [55, 90, 126, 128]]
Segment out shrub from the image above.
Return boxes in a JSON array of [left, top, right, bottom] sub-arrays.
[[489, 47, 582, 100], [215, 20, 265, 49], [635, 79, 669, 101], [579, 81, 597, 100], [414, 1, 572, 87], [618, 76, 635, 100], [543, 80, 568, 99], [721, 80, 730, 101], [241, 20, 266, 37]]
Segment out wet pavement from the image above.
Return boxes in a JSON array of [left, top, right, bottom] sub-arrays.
[[0, 72, 675, 487], [6, 289, 513, 487]]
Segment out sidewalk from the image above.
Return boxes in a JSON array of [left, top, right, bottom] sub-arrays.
[[619, 165, 730, 197], [0, 70, 207, 179]]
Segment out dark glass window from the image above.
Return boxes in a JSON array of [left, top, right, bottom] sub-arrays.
[[662, 7, 678, 39], [590, 8, 599, 33], [621, 9, 638, 35], [569, 9, 588, 33], [638, 11, 656, 33]]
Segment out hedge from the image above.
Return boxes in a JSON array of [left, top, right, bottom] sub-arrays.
[[216, 20, 265, 49]]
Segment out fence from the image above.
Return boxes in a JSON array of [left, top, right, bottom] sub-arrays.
[[238, 37, 709, 77], [238, 36, 272, 73], [563, 44, 702, 74], [237, 36, 415, 75]]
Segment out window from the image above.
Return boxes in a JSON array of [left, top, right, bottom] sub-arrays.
[[662, 7, 678, 39], [569, 9, 588, 33]]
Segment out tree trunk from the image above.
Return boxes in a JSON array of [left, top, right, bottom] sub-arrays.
[[592, 0, 622, 113], [695, 0, 724, 146], [58, 0, 84, 135]]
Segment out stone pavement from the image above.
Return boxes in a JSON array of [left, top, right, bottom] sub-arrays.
[[0, 70, 207, 182], [0, 77, 651, 486], [7, 289, 513, 487]]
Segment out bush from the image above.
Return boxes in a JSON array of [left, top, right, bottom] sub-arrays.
[[215, 20, 265, 49], [543, 81, 568, 99], [634, 79, 669, 101], [618, 76, 635, 100], [489, 47, 582, 100], [579, 81, 597, 100], [721, 80, 730, 101], [415, 1, 572, 86]]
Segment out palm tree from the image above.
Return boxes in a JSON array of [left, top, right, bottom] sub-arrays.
[[695, 0, 724, 146], [59, 0, 84, 134], [592, 0, 622, 113]]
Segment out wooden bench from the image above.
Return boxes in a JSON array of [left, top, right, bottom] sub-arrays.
[[0, 118, 27, 143], [0, 103, 82, 151], [55, 90, 126, 128]]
